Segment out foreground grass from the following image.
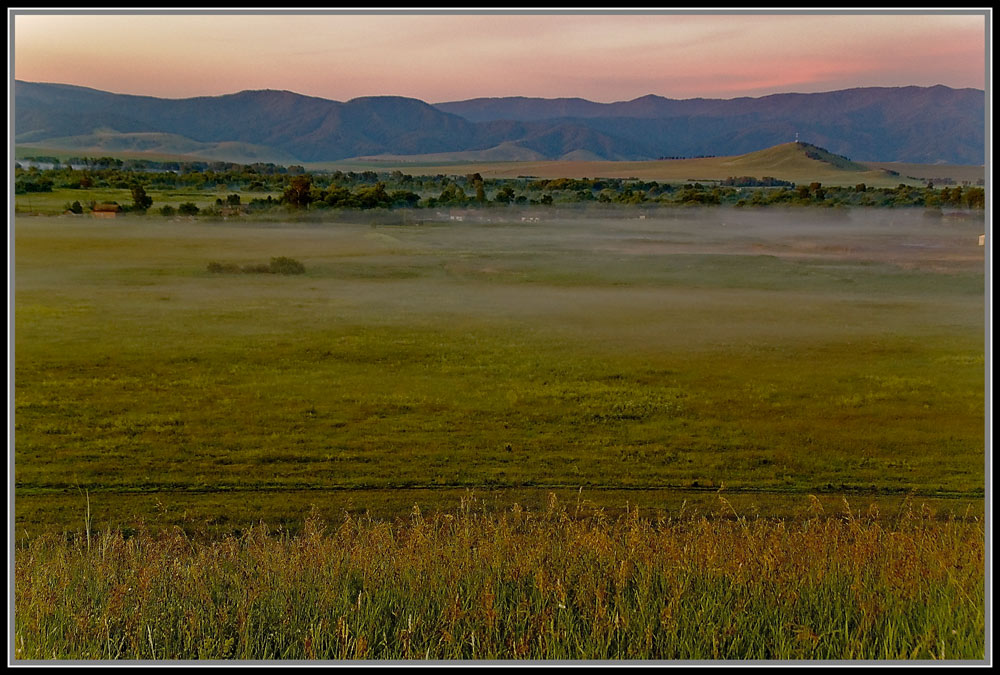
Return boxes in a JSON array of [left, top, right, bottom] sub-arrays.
[[14, 496, 984, 661]]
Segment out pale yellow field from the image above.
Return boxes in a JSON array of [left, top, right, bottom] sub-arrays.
[[312, 143, 981, 187], [860, 161, 986, 184]]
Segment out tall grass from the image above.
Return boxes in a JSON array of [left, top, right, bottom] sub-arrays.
[[14, 496, 984, 661]]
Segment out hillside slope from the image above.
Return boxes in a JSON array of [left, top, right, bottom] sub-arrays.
[[330, 142, 922, 187]]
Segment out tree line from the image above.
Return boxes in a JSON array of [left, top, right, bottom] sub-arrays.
[[14, 162, 987, 213]]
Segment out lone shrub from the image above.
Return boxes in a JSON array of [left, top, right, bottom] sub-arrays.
[[269, 257, 306, 275], [178, 202, 200, 216]]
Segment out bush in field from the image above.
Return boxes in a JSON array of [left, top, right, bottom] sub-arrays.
[[268, 256, 306, 275], [159, 205, 176, 217], [178, 202, 200, 216], [207, 258, 305, 275]]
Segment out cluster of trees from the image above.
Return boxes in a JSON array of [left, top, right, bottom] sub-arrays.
[[14, 170, 54, 194], [157, 203, 202, 217], [279, 176, 421, 210], [15, 161, 310, 195], [266, 177, 988, 211], [928, 185, 986, 209], [730, 182, 986, 209]]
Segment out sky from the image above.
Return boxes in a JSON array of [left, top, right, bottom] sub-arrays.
[[10, 10, 989, 103]]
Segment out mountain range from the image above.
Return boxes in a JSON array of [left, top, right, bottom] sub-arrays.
[[14, 80, 985, 165]]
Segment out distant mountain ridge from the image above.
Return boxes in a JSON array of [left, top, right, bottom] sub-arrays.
[[15, 81, 984, 165], [435, 86, 985, 165]]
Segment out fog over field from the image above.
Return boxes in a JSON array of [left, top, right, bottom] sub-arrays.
[[16, 208, 986, 364], [14, 206, 985, 534], [177, 207, 980, 346]]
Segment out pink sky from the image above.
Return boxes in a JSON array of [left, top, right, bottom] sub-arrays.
[[12, 11, 988, 103]]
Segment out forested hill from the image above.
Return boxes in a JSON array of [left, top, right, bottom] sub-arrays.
[[15, 81, 984, 165]]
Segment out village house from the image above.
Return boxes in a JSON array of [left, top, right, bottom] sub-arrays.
[[92, 203, 121, 218]]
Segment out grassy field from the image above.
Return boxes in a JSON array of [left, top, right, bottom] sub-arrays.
[[13, 206, 986, 660], [14, 207, 985, 536], [14, 187, 284, 216]]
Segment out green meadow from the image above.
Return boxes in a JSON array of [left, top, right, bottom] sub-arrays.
[[14, 208, 985, 536], [15, 187, 283, 216]]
